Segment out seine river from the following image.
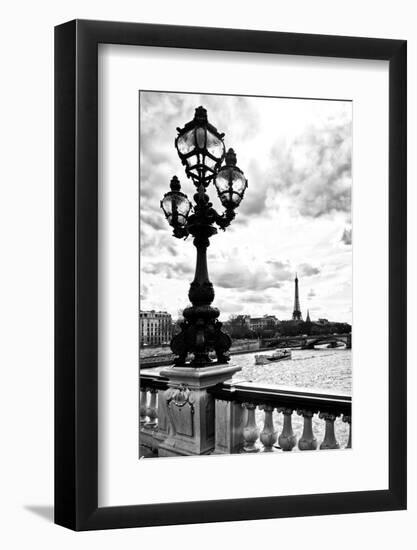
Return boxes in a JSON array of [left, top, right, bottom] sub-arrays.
[[230, 348, 352, 394], [229, 348, 352, 448]]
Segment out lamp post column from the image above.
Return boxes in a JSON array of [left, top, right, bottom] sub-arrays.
[[170, 188, 232, 367]]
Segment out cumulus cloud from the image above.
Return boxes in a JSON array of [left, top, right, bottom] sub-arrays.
[[242, 292, 276, 304], [270, 113, 352, 218], [218, 301, 244, 314], [143, 261, 194, 280], [212, 260, 282, 292], [196, 94, 260, 143], [236, 158, 269, 219], [140, 222, 172, 257], [141, 209, 166, 231], [298, 263, 321, 277], [266, 260, 293, 281]]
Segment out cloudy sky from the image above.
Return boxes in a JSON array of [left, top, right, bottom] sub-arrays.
[[139, 91, 352, 323]]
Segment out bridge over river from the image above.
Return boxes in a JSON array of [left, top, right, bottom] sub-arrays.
[[140, 333, 351, 368], [261, 333, 351, 350]]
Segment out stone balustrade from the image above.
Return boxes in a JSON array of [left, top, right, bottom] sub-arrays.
[[139, 373, 169, 454], [139, 370, 351, 457], [210, 380, 351, 453]]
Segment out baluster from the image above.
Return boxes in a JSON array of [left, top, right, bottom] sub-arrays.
[[145, 388, 158, 429], [297, 409, 317, 451], [278, 408, 296, 451], [259, 404, 277, 452], [139, 388, 148, 426], [319, 412, 339, 449], [342, 415, 352, 448], [242, 403, 260, 452]]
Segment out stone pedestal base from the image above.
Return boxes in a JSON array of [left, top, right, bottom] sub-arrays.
[[158, 364, 241, 457], [213, 399, 246, 454]]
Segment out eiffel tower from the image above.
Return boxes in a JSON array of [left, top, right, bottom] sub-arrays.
[[292, 274, 303, 321]]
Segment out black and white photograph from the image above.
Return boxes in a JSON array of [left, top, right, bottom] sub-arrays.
[[0, 1, 409, 542], [139, 91, 352, 457]]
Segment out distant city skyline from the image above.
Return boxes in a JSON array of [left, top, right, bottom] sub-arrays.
[[139, 273, 350, 325], [140, 92, 352, 323]]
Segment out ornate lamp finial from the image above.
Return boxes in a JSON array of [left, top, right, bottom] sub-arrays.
[[225, 148, 237, 166], [194, 106, 208, 123], [170, 175, 181, 191]]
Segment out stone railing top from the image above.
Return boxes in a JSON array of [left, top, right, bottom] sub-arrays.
[[140, 369, 351, 416], [221, 379, 350, 399], [208, 380, 351, 416], [140, 369, 169, 391]]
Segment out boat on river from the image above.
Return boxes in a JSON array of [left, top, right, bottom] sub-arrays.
[[327, 341, 345, 349], [254, 349, 292, 365]]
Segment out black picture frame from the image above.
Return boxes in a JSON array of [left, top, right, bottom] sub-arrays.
[[55, 19, 407, 531]]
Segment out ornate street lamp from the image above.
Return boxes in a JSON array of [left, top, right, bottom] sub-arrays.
[[175, 105, 225, 186], [214, 148, 248, 209], [161, 176, 192, 238], [160, 106, 248, 367]]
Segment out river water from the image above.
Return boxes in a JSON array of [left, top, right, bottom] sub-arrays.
[[229, 348, 352, 449], [230, 348, 352, 394]]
